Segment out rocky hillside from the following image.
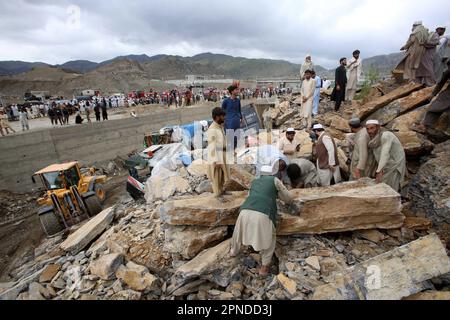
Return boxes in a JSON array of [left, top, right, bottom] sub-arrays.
[[362, 52, 404, 77]]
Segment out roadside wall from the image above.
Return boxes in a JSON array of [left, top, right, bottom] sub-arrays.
[[0, 106, 212, 192]]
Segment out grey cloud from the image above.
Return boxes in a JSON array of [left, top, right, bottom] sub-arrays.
[[0, 0, 449, 68]]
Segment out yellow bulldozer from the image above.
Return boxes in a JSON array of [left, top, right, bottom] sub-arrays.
[[32, 162, 107, 236]]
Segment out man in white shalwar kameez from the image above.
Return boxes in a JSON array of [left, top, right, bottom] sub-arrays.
[[300, 70, 316, 129], [346, 50, 362, 101]]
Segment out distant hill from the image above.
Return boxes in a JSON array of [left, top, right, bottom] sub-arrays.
[[58, 60, 99, 73], [362, 52, 404, 77], [0, 61, 49, 76]]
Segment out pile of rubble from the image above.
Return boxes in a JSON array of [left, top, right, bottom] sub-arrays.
[[0, 80, 449, 301]]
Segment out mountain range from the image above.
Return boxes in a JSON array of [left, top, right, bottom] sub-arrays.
[[0, 52, 404, 99], [0, 53, 334, 78]]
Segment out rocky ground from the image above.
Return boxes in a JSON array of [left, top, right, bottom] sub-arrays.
[[0, 80, 449, 300]]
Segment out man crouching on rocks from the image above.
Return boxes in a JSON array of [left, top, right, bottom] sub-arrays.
[[230, 164, 295, 277]]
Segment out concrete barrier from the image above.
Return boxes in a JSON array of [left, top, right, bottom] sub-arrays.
[[0, 106, 213, 192]]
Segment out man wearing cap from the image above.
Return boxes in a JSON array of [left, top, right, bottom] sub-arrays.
[[279, 128, 301, 162], [366, 120, 406, 192], [285, 158, 319, 188], [207, 107, 230, 199], [398, 21, 429, 82], [348, 118, 372, 180], [435, 26, 450, 83], [312, 124, 342, 186], [256, 143, 289, 179], [230, 164, 295, 277], [417, 28, 440, 86], [414, 59, 450, 134], [300, 70, 316, 129], [346, 50, 362, 101]]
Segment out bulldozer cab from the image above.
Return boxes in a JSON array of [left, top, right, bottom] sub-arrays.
[[35, 162, 81, 191]]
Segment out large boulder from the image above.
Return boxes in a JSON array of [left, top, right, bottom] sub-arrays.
[[116, 261, 159, 293], [145, 175, 191, 203], [367, 86, 434, 125], [89, 253, 124, 280], [356, 83, 423, 120], [394, 131, 434, 157], [163, 226, 228, 260], [60, 207, 116, 255], [161, 180, 404, 235], [312, 234, 450, 300]]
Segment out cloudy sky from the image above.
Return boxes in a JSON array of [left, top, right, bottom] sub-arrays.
[[0, 0, 449, 68]]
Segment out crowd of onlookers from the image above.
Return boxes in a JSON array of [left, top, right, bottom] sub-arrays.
[[0, 84, 296, 136]]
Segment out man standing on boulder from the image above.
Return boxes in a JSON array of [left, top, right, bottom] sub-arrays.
[[222, 83, 243, 149], [346, 50, 362, 101], [366, 120, 406, 192], [414, 59, 450, 134], [230, 165, 294, 277], [207, 107, 230, 199], [331, 58, 347, 111]]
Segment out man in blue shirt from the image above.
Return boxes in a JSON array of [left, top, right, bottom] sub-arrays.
[[222, 84, 243, 149], [312, 70, 322, 117]]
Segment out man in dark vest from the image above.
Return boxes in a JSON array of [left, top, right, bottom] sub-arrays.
[[230, 164, 294, 277], [312, 124, 342, 186]]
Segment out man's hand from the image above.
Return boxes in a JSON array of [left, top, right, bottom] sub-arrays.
[[213, 162, 221, 169], [336, 85, 341, 91], [376, 171, 384, 183], [354, 168, 361, 180], [302, 97, 307, 103]]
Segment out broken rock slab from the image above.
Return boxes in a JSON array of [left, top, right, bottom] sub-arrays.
[[162, 180, 404, 235], [160, 193, 245, 227], [403, 291, 450, 300], [39, 264, 61, 283], [0, 267, 45, 300], [356, 83, 423, 120], [395, 131, 434, 157], [116, 261, 159, 293], [367, 86, 434, 126], [355, 230, 387, 244], [187, 159, 208, 177], [275, 110, 298, 127], [163, 226, 228, 260], [60, 207, 115, 255], [277, 180, 404, 235], [145, 175, 191, 203], [312, 234, 450, 300], [174, 239, 234, 284], [225, 165, 255, 192], [330, 115, 351, 133], [89, 253, 124, 280]]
